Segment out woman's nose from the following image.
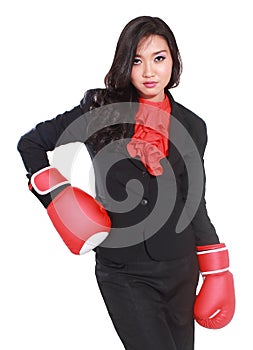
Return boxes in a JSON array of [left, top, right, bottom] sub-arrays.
[[142, 62, 154, 78]]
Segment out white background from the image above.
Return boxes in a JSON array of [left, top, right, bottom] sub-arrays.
[[1, 0, 252, 349]]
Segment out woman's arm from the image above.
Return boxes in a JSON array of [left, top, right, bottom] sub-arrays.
[[17, 89, 112, 255], [180, 118, 220, 245], [17, 105, 84, 174], [17, 90, 95, 175]]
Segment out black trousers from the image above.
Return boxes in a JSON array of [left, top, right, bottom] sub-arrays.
[[95, 252, 199, 350]]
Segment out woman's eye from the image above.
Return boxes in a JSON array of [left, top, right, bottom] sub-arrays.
[[155, 55, 166, 62], [133, 58, 142, 65]]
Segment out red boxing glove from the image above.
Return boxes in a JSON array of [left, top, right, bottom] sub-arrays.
[[194, 243, 235, 329], [29, 167, 111, 254]]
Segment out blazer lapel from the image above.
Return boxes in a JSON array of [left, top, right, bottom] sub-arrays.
[[167, 97, 186, 166]]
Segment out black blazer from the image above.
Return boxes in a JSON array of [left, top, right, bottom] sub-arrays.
[[17, 89, 219, 263]]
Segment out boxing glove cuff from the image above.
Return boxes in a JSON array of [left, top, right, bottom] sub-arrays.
[[30, 166, 70, 195], [197, 243, 229, 276]]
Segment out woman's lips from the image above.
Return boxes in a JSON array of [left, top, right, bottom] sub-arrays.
[[143, 82, 157, 88]]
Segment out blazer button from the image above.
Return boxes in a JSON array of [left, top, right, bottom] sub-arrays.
[[141, 198, 148, 206]]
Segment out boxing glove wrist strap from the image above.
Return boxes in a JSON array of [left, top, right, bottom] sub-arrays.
[[196, 243, 230, 276], [30, 166, 70, 195], [29, 167, 70, 208]]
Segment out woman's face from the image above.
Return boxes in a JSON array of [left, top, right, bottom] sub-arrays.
[[131, 35, 173, 102]]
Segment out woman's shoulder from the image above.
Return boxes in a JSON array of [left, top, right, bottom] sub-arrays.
[[172, 99, 207, 135], [80, 88, 106, 112], [175, 100, 206, 124]]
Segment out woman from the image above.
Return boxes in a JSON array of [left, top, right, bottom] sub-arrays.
[[18, 16, 235, 350]]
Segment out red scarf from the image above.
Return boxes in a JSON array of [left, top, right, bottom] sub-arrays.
[[127, 95, 171, 176]]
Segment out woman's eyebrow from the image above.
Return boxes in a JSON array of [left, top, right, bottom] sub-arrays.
[[135, 50, 168, 57]]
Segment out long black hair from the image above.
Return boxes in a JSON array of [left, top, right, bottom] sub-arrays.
[[87, 16, 182, 152]]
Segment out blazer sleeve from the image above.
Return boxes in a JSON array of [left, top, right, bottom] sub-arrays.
[[180, 117, 220, 246], [17, 89, 96, 175]]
